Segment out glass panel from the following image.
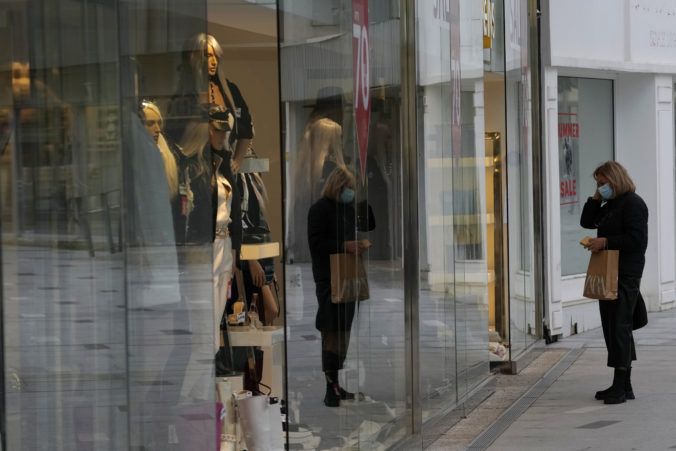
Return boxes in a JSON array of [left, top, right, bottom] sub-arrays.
[[454, 0, 489, 399], [416, 0, 457, 423], [417, 0, 488, 425], [505, 0, 537, 357], [119, 1, 215, 449], [280, 0, 407, 448], [207, 3, 286, 450], [559, 77, 614, 276], [0, 0, 228, 449], [0, 1, 128, 449], [484, 0, 508, 366]]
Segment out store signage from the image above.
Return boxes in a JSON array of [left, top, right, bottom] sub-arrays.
[[353, 0, 370, 184], [451, 0, 461, 159], [483, 0, 496, 49], [558, 113, 579, 206]]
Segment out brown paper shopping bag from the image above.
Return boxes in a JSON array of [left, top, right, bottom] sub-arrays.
[[583, 250, 619, 300], [330, 253, 369, 303]]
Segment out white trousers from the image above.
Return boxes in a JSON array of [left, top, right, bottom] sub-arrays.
[[213, 236, 233, 353]]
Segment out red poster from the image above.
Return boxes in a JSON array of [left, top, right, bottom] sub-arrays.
[[558, 113, 579, 207], [353, 0, 370, 183]]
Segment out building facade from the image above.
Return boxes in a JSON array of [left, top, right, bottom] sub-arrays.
[[540, 0, 676, 339], [0, 0, 544, 449]]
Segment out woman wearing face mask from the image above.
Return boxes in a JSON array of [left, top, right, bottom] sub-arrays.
[[307, 166, 375, 407], [580, 161, 648, 404]]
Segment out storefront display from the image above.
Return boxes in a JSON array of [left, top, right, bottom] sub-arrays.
[[0, 1, 539, 449]]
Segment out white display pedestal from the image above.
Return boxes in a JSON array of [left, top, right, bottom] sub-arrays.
[[228, 326, 284, 397]]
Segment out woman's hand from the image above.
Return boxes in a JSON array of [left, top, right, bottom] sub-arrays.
[[584, 237, 607, 252], [248, 259, 266, 287], [344, 240, 362, 254], [592, 188, 601, 200]]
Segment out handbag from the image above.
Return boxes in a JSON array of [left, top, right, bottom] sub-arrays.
[[329, 253, 369, 303], [583, 250, 619, 300]]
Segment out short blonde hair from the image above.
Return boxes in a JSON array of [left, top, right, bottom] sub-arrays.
[[593, 161, 636, 197], [321, 166, 355, 202]]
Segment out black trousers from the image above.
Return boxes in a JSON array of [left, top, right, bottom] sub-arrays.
[[321, 330, 351, 372], [600, 276, 640, 368]]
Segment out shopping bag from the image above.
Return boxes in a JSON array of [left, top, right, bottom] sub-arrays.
[[583, 250, 619, 300], [329, 253, 369, 303]]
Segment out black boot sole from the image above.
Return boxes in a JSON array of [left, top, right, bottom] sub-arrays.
[[604, 395, 626, 404], [595, 390, 635, 400]]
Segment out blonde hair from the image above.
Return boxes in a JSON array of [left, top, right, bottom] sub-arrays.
[[177, 120, 210, 179], [593, 161, 636, 197], [142, 102, 178, 199], [321, 166, 355, 202]]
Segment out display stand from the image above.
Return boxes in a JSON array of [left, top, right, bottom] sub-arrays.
[[228, 326, 284, 397], [233, 156, 284, 397]]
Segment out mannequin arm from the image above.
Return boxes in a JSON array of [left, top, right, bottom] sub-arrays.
[[231, 138, 250, 174]]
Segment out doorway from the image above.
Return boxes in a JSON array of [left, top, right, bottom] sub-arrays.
[[485, 131, 509, 358]]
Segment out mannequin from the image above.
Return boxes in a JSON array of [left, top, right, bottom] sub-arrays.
[[210, 104, 236, 354], [203, 34, 253, 174], [140, 101, 179, 200]]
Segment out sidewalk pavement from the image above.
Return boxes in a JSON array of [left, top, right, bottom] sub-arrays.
[[434, 309, 676, 451]]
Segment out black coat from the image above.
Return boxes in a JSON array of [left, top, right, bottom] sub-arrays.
[[580, 192, 648, 277], [172, 145, 242, 253], [307, 197, 375, 331]]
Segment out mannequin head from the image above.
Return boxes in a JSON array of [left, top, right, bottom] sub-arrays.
[[183, 33, 223, 79], [207, 44, 218, 77], [141, 101, 163, 143], [308, 86, 344, 127], [139, 101, 178, 198]]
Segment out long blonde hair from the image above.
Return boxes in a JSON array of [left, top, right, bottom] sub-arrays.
[[177, 120, 210, 179], [142, 102, 178, 198]]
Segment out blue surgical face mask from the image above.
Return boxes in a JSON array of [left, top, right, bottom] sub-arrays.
[[340, 188, 355, 203], [598, 183, 614, 200]]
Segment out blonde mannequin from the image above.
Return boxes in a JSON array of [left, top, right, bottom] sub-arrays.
[[141, 101, 179, 199]]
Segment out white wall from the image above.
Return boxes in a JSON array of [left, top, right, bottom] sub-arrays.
[[542, 68, 564, 336], [615, 74, 676, 311], [543, 69, 676, 336], [547, 0, 676, 72], [548, 0, 625, 66]]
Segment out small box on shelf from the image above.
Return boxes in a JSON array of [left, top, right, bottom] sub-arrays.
[[240, 242, 280, 260]]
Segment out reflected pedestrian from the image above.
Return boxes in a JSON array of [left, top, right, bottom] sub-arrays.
[[307, 166, 375, 407]]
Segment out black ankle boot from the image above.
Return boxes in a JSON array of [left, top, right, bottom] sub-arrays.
[[324, 383, 341, 407], [595, 367, 635, 401], [338, 385, 355, 400], [603, 368, 627, 405]]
